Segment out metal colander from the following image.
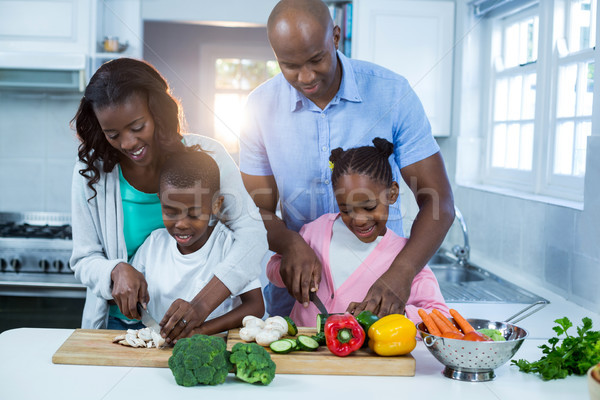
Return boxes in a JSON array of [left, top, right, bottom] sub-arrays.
[[417, 301, 548, 382]]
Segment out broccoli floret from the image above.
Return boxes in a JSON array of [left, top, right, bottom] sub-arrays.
[[168, 334, 232, 386], [229, 342, 276, 385]]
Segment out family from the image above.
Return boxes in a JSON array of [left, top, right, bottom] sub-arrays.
[[70, 0, 455, 343]]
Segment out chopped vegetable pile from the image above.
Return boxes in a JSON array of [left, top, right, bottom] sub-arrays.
[[511, 317, 600, 380]]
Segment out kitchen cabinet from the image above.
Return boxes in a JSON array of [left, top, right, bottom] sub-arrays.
[[0, 0, 91, 54], [88, 0, 142, 80], [352, 0, 455, 137]]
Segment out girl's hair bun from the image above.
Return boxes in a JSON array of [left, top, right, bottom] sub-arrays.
[[372, 137, 394, 158], [329, 147, 345, 163]]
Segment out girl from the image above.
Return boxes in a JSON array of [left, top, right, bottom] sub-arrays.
[[70, 58, 267, 342], [266, 138, 449, 326]]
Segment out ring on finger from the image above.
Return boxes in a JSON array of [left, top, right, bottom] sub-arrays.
[[181, 318, 187, 326]]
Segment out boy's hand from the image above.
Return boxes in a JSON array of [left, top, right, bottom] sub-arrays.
[[279, 235, 322, 308], [160, 298, 206, 343], [111, 262, 149, 320]]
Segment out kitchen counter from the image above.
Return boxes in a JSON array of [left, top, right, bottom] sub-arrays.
[[0, 326, 593, 400], [2, 258, 598, 399]]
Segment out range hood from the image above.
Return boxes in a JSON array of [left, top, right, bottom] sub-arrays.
[[0, 52, 86, 92]]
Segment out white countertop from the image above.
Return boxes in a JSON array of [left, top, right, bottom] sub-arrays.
[[0, 326, 592, 400], [1, 258, 598, 400]]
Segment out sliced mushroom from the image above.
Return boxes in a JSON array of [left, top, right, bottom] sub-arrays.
[[137, 327, 153, 341], [113, 334, 126, 343]]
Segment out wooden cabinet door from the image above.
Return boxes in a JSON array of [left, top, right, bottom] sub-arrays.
[[352, 0, 455, 137]]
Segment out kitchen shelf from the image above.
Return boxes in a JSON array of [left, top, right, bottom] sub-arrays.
[[326, 1, 352, 58], [88, 0, 142, 81]]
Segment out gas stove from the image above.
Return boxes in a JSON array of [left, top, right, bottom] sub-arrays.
[[0, 212, 84, 298]]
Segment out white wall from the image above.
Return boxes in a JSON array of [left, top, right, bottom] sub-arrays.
[[0, 92, 79, 212]]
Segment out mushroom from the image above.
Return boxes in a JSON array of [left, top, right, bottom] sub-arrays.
[[264, 316, 288, 334], [137, 328, 153, 341], [255, 328, 283, 346], [242, 315, 265, 329], [113, 334, 126, 343], [239, 325, 262, 342]]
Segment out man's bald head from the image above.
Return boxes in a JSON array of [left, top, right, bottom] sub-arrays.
[[267, 0, 333, 42], [266, 0, 341, 109]]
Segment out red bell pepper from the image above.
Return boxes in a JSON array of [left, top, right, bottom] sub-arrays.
[[324, 313, 365, 357]]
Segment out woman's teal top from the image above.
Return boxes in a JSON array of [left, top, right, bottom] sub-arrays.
[[110, 165, 163, 321]]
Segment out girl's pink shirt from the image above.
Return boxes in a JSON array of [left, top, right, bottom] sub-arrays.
[[266, 213, 450, 327]]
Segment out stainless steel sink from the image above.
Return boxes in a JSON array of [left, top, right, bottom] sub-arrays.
[[429, 250, 547, 304]]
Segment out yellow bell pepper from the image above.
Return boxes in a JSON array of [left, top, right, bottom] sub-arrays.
[[367, 314, 417, 356]]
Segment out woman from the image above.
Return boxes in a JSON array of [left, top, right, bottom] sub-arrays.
[[70, 58, 267, 342]]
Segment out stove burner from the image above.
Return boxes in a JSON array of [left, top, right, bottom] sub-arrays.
[[0, 222, 72, 239]]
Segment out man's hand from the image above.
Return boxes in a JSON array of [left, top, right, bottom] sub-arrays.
[[279, 234, 322, 308], [346, 266, 413, 317], [110, 262, 148, 320], [159, 298, 206, 344]]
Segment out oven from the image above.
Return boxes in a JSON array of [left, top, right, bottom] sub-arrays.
[[0, 212, 85, 333]]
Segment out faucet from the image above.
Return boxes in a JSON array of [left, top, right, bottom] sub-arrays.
[[451, 205, 470, 266]]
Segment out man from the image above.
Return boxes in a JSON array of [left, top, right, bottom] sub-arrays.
[[240, 0, 454, 317]]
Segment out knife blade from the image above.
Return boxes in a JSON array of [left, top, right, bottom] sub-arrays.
[[137, 302, 162, 335], [309, 291, 329, 317]]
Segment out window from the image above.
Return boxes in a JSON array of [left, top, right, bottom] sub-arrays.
[[199, 45, 280, 157], [483, 0, 597, 201], [213, 58, 280, 154]]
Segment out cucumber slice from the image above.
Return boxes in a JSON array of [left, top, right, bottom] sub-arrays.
[[283, 316, 298, 336], [283, 338, 299, 350], [316, 314, 326, 334], [296, 335, 319, 351], [269, 339, 294, 354]]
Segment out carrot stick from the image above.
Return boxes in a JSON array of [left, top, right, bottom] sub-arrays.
[[418, 309, 442, 336], [431, 313, 464, 339], [432, 309, 460, 333], [450, 309, 475, 334]]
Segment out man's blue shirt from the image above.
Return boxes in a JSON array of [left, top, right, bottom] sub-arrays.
[[241, 51, 439, 235], [240, 51, 440, 316]]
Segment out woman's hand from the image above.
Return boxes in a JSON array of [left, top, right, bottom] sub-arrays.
[[110, 262, 149, 319], [160, 298, 208, 344], [279, 235, 322, 308]]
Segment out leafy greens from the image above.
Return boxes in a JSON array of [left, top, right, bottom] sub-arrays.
[[511, 317, 600, 380]]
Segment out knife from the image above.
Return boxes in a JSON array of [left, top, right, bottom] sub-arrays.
[[309, 291, 329, 317], [137, 302, 162, 335]]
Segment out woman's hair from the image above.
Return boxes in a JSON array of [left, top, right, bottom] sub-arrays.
[[72, 58, 185, 197], [329, 138, 394, 187], [159, 148, 220, 197]]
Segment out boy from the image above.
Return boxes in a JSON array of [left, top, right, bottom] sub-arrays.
[[131, 149, 264, 335]]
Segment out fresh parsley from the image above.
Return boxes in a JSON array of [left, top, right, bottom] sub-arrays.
[[511, 317, 600, 380]]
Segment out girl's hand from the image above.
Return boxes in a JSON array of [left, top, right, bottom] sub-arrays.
[[160, 298, 207, 344], [110, 262, 149, 319], [279, 235, 322, 308]]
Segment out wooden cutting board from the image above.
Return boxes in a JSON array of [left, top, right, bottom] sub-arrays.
[[226, 327, 415, 376], [52, 328, 415, 376], [52, 329, 173, 367]]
